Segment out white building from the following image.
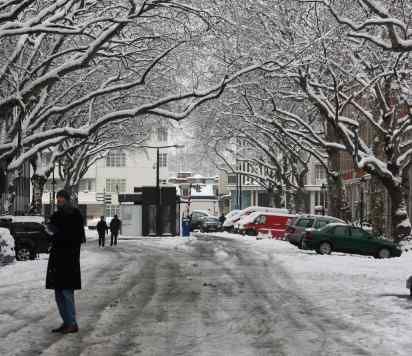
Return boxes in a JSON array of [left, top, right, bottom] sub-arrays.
[[220, 156, 327, 215], [42, 125, 182, 224], [168, 172, 219, 216]]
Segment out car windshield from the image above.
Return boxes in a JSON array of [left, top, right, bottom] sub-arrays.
[[296, 218, 314, 228]]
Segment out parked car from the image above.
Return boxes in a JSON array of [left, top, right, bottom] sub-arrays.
[[0, 216, 51, 261], [0, 227, 15, 265], [189, 210, 212, 231], [200, 216, 222, 233], [285, 214, 345, 248], [224, 206, 289, 232], [239, 212, 297, 238], [301, 223, 402, 258]]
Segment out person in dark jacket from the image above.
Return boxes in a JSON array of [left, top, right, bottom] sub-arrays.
[[96, 216, 108, 247], [109, 215, 121, 246], [46, 189, 86, 334]]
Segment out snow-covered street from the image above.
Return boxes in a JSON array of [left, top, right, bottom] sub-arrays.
[[1, 232, 412, 356]]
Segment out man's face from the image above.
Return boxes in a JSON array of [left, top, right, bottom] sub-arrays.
[[56, 196, 66, 207]]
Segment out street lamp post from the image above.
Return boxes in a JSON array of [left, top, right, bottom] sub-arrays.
[[321, 183, 326, 216], [156, 147, 160, 236], [51, 165, 56, 213], [360, 176, 366, 225]]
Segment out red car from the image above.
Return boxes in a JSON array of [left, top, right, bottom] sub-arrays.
[[240, 212, 296, 238]]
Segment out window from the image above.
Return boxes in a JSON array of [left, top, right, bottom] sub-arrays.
[[333, 226, 348, 236], [106, 178, 126, 193], [105, 205, 120, 218], [157, 127, 168, 142], [351, 228, 365, 238], [41, 152, 52, 166], [227, 175, 237, 184], [314, 165, 326, 184], [159, 153, 167, 167], [296, 218, 314, 228], [106, 150, 126, 167], [314, 219, 329, 229], [79, 179, 92, 192]]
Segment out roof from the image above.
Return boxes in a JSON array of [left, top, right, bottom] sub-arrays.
[[191, 184, 215, 197], [0, 215, 45, 223]]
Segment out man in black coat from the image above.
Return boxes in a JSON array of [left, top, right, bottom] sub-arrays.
[[96, 216, 108, 247], [46, 189, 86, 334], [109, 214, 121, 246]]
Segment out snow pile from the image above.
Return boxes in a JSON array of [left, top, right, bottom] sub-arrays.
[[0, 227, 15, 265]]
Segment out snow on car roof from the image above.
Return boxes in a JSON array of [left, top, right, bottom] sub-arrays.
[[0, 215, 45, 223], [0, 227, 12, 234]]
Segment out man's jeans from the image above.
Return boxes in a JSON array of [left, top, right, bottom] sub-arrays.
[[110, 231, 118, 246], [55, 289, 77, 326]]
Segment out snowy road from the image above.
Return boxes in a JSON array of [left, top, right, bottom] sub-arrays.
[[1, 233, 412, 355]]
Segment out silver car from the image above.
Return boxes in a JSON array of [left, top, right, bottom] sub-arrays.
[[285, 215, 345, 249]]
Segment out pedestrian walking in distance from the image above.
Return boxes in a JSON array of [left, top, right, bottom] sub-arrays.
[[46, 189, 86, 334], [96, 216, 108, 247], [109, 214, 121, 246]]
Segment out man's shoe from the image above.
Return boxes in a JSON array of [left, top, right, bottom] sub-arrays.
[[51, 324, 66, 333], [61, 325, 79, 334]]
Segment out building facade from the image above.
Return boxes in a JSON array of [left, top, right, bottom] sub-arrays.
[[42, 124, 177, 224]]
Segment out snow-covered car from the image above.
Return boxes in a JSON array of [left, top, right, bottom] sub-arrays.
[[0, 227, 15, 265], [223, 206, 288, 232], [0, 215, 51, 261]]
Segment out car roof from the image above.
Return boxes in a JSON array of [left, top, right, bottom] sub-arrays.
[[0, 215, 45, 223], [323, 223, 351, 228], [298, 214, 343, 221], [0, 227, 12, 234]]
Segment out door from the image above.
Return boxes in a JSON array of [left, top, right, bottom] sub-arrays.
[[346, 227, 374, 255], [330, 225, 350, 252]]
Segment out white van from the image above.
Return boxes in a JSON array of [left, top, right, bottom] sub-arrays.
[[223, 206, 288, 232]]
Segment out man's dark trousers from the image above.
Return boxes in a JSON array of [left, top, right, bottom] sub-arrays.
[[98, 233, 105, 247], [110, 231, 118, 246]]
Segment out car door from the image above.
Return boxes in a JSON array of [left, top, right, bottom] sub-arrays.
[[330, 226, 350, 252], [346, 227, 375, 255]]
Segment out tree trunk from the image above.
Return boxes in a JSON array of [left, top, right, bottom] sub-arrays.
[[30, 174, 47, 214], [4, 169, 19, 215], [293, 187, 307, 214], [369, 177, 385, 235], [382, 177, 411, 241], [327, 147, 346, 219], [64, 184, 79, 207]]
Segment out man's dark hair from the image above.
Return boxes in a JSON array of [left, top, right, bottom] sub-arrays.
[[56, 189, 70, 201]]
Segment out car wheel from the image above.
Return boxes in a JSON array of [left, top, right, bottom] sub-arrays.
[[16, 246, 32, 261], [318, 242, 332, 255], [377, 248, 391, 259]]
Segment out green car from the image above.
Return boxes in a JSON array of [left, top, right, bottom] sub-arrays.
[[302, 223, 402, 258]]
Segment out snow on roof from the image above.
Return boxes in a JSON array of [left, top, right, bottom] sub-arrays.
[[191, 184, 214, 197], [0, 215, 45, 223]]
